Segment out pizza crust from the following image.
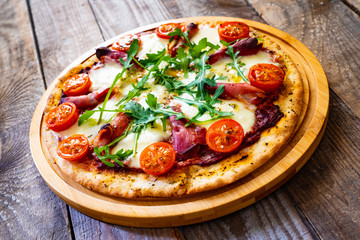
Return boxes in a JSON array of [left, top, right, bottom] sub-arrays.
[[41, 22, 303, 198]]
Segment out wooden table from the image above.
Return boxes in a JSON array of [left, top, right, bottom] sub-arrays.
[[1, 0, 359, 239]]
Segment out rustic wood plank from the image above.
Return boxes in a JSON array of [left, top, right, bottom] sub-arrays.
[[89, 0, 263, 40], [181, 187, 316, 239], [88, 0, 316, 237], [285, 90, 360, 239], [247, 0, 360, 118], [70, 207, 184, 240], [30, 0, 105, 87], [0, 0, 72, 239], [343, 0, 360, 13]]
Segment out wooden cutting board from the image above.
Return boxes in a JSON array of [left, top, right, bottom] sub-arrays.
[[29, 16, 328, 227]]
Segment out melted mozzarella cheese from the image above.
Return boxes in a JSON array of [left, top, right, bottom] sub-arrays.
[[210, 50, 278, 83], [170, 97, 255, 132], [59, 98, 119, 141], [111, 119, 171, 168], [89, 62, 124, 91], [137, 33, 168, 60], [191, 26, 221, 47]]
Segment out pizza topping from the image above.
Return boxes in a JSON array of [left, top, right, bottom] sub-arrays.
[[96, 47, 128, 64], [208, 37, 261, 65], [206, 119, 244, 152], [168, 23, 199, 57], [57, 134, 89, 161], [63, 73, 92, 96], [140, 142, 176, 175], [93, 112, 132, 147], [218, 21, 250, 43], [169, 115, 206, 156], [45, 102, 79, 132], [58, 24, 285, 171], [248, 63, 285, 91], [156, 23, 185, 39], [111, 34, 141, 51], [206, 83, 264, 105], [59, 88, 110, 109]]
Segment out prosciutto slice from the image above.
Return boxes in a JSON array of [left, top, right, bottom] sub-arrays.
[[169, 115, 206, 159], [206, 83, 264, 105], [95, 47, 127, 64], [93, 112, 132, 147], [208, 38, 261, 65], [59, 88, 110, 109]]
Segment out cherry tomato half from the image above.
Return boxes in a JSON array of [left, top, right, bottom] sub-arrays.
[[140, 142, 176, 175], [111, 34, 141, 51], [248, 63, 285, 91], [218, 21, 250, 43], [57, 134, 89, 161], [45, 102, 79, 132], [206, 119, 244, 153], [63, 73, 91, 96], [156, 23, 185, 39]]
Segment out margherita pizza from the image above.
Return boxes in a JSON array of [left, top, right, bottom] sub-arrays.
[[42, 20, 303, 198]]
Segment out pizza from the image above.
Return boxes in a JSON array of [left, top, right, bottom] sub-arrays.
[[42, 20, 303, 198]]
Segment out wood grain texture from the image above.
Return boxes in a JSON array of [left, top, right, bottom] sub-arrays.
[[0, 0, 71, 239], [181, 187, 315, 240], [246, 1, 360, 238], [247, 0, 360, 118], [30, 0, 104, 87], [286, 90, 360, 239], [89, 0, 263, 41], [69, 207, 184, 240]]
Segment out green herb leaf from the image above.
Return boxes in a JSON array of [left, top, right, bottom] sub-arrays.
[[97, 39, 140, 123], [94, 146, 133, 168], [78, 110, 95, 126], [226, 45, 249, 83]]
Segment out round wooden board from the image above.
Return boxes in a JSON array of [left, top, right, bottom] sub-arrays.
[[29, 17, 328, 227]]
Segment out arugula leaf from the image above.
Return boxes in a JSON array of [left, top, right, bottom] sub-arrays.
[[117, 49, 167, 108], [94, 146, 133, 167], [170, 47, 190, 78], [168, 28, 192, 48], [190, 38, 220, 59], [174, 85, 233, 125], [97, 39, 140, 123], [78, 110, 95, 126], [153, 67, 186, 92], [226, 45, 249, 83], [139, 49, 170, 68], [146, 93, 187, 120], [186, 52, 215, 100]]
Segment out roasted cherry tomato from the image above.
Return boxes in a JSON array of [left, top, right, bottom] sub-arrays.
[[140, 142, 176, 175], [111, 34, 141, 51], [206, 119, 244, 153], [248, 63, 285, 91], [156, 23, 185, 39], [45, 102, 79, 132], [57, 134, 89, 161], [218, 21, 250, 43], [63, 73, 91, 96]]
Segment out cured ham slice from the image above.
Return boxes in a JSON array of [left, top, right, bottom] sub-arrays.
[[208, 38, 261, 65], [93, 112, 132, 147], [169, 115, 206, 158], [59, 88, 110, 109], [95, 47, 127, 64], [206, 83, 264, 105]]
